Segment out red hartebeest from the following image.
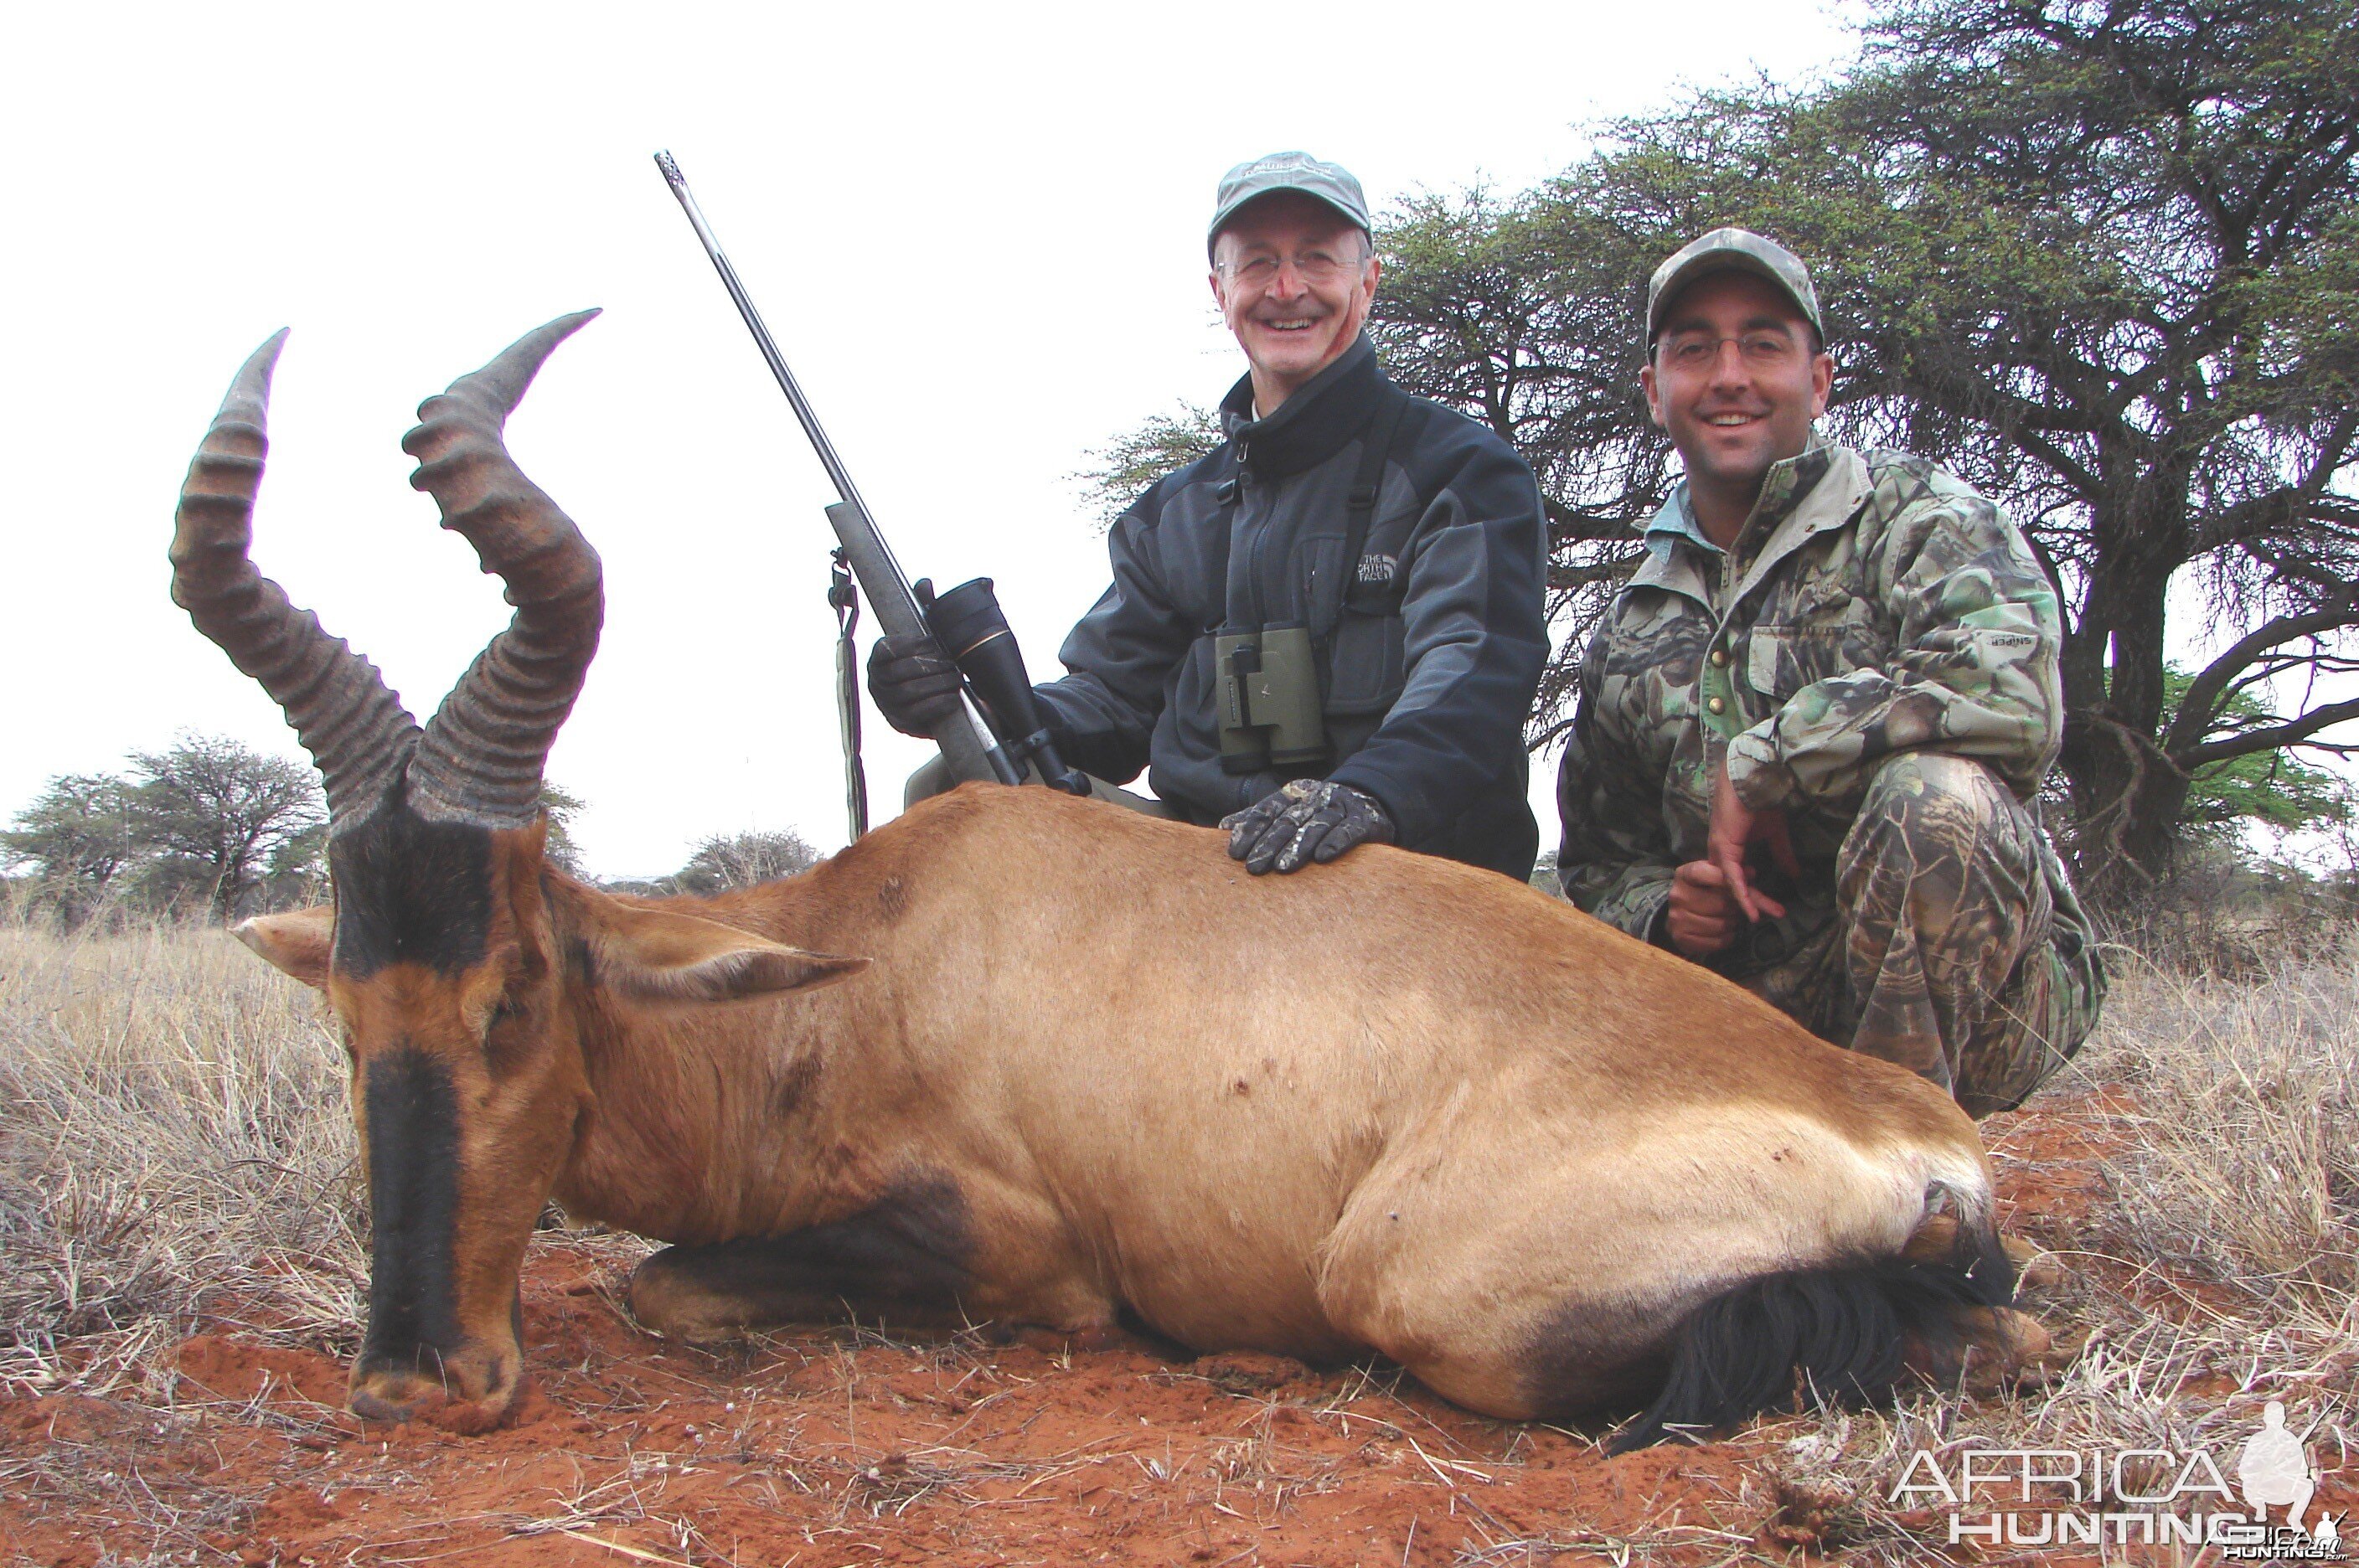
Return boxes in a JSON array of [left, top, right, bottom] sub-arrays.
[[178, 317, 2037, 1445]]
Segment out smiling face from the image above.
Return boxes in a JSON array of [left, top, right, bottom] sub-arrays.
[[1210, 192, 1378, 414], [1640, 269, 1834, 543]]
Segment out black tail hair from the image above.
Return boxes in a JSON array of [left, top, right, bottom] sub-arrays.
[[1610, 1220, 2015, 1453]]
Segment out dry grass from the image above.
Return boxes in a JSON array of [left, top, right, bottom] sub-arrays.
[[0, 915, 365, 1400], [2, 910, 2354, 1564], [2091, 944, 2358, 1333], [1722, 938, 2359, 1563]]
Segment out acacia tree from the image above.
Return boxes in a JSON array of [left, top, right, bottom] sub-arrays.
[[1073, 405, 1223, 531], [1830, 0, 2359, 888], [538, 783, 590, 876], [1365, 0, 2359, 890], [0, 773, 140, 921], [127, 735, 324, 920], [670, 829, 821, 895]]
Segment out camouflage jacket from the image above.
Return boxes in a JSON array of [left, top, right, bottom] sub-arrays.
[[1556, 441, 2068, 965]]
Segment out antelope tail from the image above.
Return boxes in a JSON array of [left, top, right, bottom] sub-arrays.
[[1610, 1213, 2016, 1453]]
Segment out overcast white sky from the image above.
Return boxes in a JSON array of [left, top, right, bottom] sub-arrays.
[[2, 1, 1857, 876]]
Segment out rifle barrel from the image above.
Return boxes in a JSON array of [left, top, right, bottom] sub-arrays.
[[653, 150, 1014, 787], [655, 159, 851, 500]]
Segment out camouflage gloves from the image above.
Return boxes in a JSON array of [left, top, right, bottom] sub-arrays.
[[1223, 779, 1394, 875], [868, 632, 965, 739]]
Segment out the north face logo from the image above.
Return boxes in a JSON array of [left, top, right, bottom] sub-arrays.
[[1356, 553, 1397, 586]]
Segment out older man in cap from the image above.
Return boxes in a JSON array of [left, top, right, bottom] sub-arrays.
[[871, 152, 1550, 879], [1554, 228, 2104, 1115]]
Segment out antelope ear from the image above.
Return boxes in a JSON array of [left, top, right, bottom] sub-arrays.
[[235, 908, 334, 988], [593, 903, 869, 1003]]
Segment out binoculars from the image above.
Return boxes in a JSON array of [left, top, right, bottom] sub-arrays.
[[1216, 624, 1328, 772]]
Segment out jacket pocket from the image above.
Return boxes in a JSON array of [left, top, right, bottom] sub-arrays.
[[1325, 610, 1407, 716], [1744, 624, 1848, 700], [1171, 632, 1226, 751]]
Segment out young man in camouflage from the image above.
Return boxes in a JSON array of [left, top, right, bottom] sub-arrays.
[[1555, 229, 2103, 1116]]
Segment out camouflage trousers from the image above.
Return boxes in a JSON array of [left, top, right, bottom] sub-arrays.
[[1744, 753, 2105, 1118]]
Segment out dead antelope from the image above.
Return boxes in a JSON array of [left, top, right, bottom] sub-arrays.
[[177, 314, 2036, 1446]]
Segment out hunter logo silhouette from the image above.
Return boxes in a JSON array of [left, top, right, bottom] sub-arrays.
[[2238, 1401, 2319, 1533]]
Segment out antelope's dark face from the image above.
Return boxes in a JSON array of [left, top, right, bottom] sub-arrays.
[[173, 313, 629, 1427], [239, 811, 583, 1426], [239, 799, 863, 1429]]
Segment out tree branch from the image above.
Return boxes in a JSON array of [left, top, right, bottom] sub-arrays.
[[2176, 696, 2359, 771], [2162, 590, 2359, 756]]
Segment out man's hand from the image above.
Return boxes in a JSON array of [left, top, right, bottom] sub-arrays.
[[1223, 780, 1394, 875], [1666, 762, 1798, 957], [1665, 859, 1744, 957], [866, 632, 965, 739], [1704, 756, 1799, 925]]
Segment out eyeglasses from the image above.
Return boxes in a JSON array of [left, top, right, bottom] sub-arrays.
[[1215, 248, 1365, 289], [1657, 331, 1807, 369]]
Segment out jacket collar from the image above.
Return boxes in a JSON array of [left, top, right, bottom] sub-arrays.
[[1219, 335, 1388, 480], [1730, 441, 1869, 607], [1642, 486, 1725, 556], [1626, 440, 1870, 611]]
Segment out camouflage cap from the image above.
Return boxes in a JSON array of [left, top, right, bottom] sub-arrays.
[[1207, 152, 1371, 259], [1647, 227, 1823, 343]]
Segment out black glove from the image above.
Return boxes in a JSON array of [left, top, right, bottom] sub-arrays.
[[1222, 780, 1395, 875], [867, 632, 965, 739]]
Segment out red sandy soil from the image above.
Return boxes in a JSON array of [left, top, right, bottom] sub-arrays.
[[3, 1092, 2349, 1568]]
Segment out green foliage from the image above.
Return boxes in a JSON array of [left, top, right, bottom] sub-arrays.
[[1071, 403, 1223, 531], [2185, 750, 2350, 839], [0, 773, 140, 921], [3, 735, 325, 924], [2158, 668, 2355, 839], [123, 735, 324, 920], [668, 829, 822, 895], [538, 783, 589, 875]]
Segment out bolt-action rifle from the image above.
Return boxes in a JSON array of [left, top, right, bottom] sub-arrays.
[[653, 152, 1088, 812]]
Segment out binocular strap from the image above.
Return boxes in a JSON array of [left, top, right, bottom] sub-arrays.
[[1316, 389, 1417, 646]]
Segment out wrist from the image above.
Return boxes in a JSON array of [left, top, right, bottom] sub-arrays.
[[1725, 730, 1795, 812], [1634, 879, 1678, 947]]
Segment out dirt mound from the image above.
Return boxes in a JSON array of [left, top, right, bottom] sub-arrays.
[[174, 1336, 348, 1408]]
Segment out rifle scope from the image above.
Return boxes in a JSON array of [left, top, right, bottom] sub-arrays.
[[920, 579, 1091, 797]]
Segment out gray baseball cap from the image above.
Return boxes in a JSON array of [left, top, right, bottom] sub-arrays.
[[1647, 227, 1823, 343], [1207, 152, 1371, 258]]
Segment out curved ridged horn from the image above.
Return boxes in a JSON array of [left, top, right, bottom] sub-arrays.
[[170, 330, 422, 829], [400, 311, 604, 828]]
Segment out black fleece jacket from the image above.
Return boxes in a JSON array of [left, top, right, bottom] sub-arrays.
[[1032, 336, 1549, 879]]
